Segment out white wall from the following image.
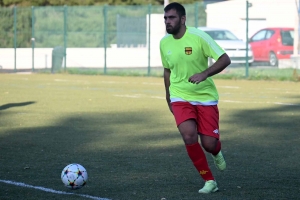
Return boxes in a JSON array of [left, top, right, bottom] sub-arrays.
[[0, 47, 163, 70], [147, 14, 166, 68]]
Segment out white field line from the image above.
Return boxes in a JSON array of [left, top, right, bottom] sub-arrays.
[[266, 88, 298, 91], [266, 88, 285, 90], [272, 102, 298, 106], [54, 79, 69, 82], [142, 82, 162, 85], [221, 100, 298, 106], [150, 96, 165, 99], [114, 94, 164, 99], [218, 86, 240, 89], [114, 94, 141, 98], [221, 100, 243, 103], [114, 94, 299, 106], [0, 179, 111, 200], [101, 81, 128, 84]]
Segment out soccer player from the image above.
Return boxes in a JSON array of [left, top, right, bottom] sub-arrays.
[[159, 2, 231, 194]]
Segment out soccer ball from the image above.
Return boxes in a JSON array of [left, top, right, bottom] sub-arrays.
[[61, 163, 88, 189]]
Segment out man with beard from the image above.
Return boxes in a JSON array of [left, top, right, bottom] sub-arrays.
[[159, 2, 231, 194]]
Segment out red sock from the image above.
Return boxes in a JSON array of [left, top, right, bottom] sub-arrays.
[[185, 143, 214, 181], [211, 140, 221, 156]]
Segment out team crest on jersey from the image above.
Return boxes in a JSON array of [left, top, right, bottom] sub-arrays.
[[185, 47, 192, 55]]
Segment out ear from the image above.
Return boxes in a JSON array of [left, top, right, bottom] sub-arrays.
[[181, 15, 186, 25]]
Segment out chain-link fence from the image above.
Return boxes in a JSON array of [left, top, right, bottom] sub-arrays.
[[0, 1, 299, 79], [0, 3, 206, 75]]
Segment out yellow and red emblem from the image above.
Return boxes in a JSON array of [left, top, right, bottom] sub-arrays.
[[185, 47, 192, 55], [199, 170, 208, 175]]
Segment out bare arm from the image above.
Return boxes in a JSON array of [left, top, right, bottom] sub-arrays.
[[188, 53, 231, 84], [163, 68, 173, 113]]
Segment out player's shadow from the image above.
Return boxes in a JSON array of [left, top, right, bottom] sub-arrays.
[[217, 100, 300, 200], [0, 101, 36, 111]]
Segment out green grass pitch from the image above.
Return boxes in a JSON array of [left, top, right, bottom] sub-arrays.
[[0, 74, 300, 200]]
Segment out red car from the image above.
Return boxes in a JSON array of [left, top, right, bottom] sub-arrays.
[[249, 27, 294, 66]]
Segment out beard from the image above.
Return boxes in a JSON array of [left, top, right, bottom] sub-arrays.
[[166, 21, 181, 35]]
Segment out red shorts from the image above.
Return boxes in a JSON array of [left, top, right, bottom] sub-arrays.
[[171, 102, 220, 139]]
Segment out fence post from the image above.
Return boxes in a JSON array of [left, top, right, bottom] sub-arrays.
[[14, 6, 17, 72], [31, 6, 35, 72], [64, 5, 67, 71], [245, 1, 252, 78], [147, 4, 152, 76], [103, 5, 107, 74], [194, 2, 199, 28]]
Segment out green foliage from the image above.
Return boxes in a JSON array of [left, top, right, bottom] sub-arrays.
[[0, 0, 209, 48], [0, 7, 31, 47], [1, 0, 204, 6], [0, 3, 207, 48]]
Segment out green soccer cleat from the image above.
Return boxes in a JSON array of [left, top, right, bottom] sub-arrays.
[[198, 180, 219, 194], [212, 151, 226, 171]]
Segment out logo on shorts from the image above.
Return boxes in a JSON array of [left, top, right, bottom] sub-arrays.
[[185, 47, 192, 55], [213, 129, 219, 134], [200, 170, 208, 175]]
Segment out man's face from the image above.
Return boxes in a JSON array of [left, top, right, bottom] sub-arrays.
[[164, 9, 185, 35]]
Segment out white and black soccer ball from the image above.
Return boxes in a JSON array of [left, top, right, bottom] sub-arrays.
[[61, 163, 88, 189]]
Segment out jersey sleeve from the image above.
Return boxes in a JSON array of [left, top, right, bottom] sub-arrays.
[[160, 41, 170, 69], [200, 32, 226, 61]]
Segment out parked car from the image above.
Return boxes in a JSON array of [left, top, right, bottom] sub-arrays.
[[198, 27, 254, 66], [249, 27, 294, 66]]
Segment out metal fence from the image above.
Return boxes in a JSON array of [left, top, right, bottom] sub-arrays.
[[0, 3, 206, 75], [0, 1, 299, 79]]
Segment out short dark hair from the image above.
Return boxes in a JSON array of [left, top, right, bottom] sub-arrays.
[[164, 2, 186, 17]]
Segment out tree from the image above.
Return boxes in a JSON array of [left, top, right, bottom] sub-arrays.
[[0, 0, 205, 6]]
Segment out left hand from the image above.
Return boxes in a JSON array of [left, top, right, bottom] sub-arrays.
[[188, 72, 208, 84]]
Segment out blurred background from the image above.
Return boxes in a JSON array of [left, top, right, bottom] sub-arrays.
[[0, 0, 299, 78]]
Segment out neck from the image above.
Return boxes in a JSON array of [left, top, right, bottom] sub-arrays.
[[173, 25, 186, 39]]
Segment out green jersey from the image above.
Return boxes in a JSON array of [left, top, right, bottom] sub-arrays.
[[160, 26, 225, 105]]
